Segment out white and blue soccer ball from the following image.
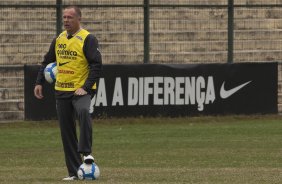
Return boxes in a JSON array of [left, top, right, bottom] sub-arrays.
[[44, 62, 57, 83], [77, 163, 100, 180]]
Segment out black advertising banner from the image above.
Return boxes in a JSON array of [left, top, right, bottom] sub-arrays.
[[24, 63, 277, 120]]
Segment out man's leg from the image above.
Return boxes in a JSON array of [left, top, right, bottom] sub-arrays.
[[56, 98, 82, 176], [72, 95, 92, 155]]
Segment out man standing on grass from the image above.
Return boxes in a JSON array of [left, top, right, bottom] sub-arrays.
[[34, 5, 102, 180]]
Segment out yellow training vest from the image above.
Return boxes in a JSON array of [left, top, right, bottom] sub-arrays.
[[55, 29, 95, 91]]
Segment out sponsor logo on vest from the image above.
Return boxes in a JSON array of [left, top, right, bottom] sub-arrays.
[[75, 35, 83, 41], [58, 44, 66, 49], [57, 43, 78, 60], [56, 81, 74, 88], [58, 61, 70, 66], [58, 69, 75, 74], [57, 50, 78, 57]]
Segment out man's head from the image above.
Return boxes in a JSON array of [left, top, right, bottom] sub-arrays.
[[63, 6, 81, 35]]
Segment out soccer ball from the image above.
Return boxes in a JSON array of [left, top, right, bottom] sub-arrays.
[[77, 163, 100, 180], [44, 62, 57, 83]]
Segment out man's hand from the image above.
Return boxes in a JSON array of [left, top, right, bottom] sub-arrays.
[[74, 88, 88, 96], [34, 85, 44, 99]]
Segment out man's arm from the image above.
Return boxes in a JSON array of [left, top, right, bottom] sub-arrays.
[[82, 34, 102, 94], [35, 38, 57, 85], [34, 38, 56, 99]]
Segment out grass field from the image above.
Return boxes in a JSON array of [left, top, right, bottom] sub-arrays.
[[1, 115, 282, 183]]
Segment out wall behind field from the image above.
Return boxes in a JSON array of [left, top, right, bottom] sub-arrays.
[[0, 0, 282, 120], [2, 0, 282, 65]]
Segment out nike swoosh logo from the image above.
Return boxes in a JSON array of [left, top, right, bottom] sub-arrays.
[[220, 81, 252, 99], [58, 61, 70, 66]]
